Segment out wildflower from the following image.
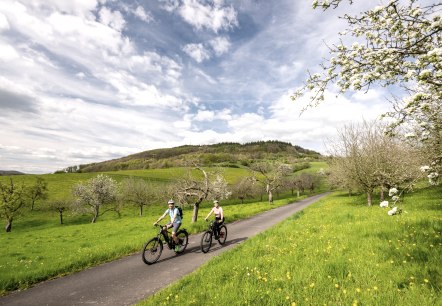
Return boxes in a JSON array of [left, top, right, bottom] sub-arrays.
[[392, 196, 399, 201], [356, 288, 361, 293], [424, 279, 429, 283], [380, 201, 389, 208], [420, 165, 430, 172], [335, 284, 340, 288], [389, 187, 398, 196], [388, 207, 398, 215]]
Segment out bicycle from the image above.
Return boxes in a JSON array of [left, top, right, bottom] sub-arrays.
[[141, 223, 189, 265], [200, 220, 227, 253]]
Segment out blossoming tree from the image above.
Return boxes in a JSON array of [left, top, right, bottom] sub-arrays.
[[292, 0, 441, 184]]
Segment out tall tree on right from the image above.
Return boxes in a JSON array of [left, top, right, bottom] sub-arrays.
[[292, 0, 441, 184]]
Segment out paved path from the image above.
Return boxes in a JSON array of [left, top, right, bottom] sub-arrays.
[[0, 193, 329, 306]]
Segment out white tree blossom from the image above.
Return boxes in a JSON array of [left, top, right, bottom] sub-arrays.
[[293, 0, 441, 184]]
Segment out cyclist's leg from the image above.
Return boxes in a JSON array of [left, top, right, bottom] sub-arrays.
[[172, 222, 181, 243], [214, 218, 220, 237]]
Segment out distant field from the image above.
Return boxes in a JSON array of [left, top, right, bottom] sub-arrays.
[[0, 162, 326, 200]]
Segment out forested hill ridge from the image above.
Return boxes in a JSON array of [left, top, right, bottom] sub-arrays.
[[60, 141, 322, 173], [0, 170, 25, 176]]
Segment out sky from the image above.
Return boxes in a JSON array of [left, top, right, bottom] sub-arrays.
[[0, 0, 394, 174]]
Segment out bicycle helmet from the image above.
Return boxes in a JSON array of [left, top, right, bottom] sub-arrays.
[[167, 199, 175, 205]]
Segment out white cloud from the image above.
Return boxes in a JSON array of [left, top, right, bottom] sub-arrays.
[[98, 7, 126, 31], [0, 43, 19, 61], [209, 36, 230, 55], [0, 12, 10, 30], [134, 6, 153, 22], [183, 43, 211, 62], [194, 110, 215, 121], [177, 0, 238, 32]]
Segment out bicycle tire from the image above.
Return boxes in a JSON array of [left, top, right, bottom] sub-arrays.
[[217, 225, 227, 245], [142, 237, 163, 265], [175, 230, 189, 254], [201, 231, 212, 253]]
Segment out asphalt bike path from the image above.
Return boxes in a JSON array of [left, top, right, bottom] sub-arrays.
[[0, 193, 329, 306]]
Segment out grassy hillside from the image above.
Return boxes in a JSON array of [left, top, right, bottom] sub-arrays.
[[60, 141, 322, 173], [139, 185, 441, 306]]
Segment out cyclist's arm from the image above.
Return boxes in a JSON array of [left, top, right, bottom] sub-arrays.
[[154, 210, 168, 224], [205, 208, 214, 220]]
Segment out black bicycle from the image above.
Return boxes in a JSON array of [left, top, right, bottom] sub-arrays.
[[142, 223, 189, 265], [200, 220, 227, 253]]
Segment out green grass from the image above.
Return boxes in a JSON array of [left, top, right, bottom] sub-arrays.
[[138, 186, 441, 306], [0, 189, 318, 295], [0, 163, 328, 295]]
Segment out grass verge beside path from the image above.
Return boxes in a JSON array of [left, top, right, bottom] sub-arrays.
[[139, 186, 441, 306], [0, 193, 315, 295]]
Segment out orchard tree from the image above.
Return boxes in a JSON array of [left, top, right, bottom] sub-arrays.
[[120, 177, 158, 216], [72, 174, 119, 223], [231, 177, 257, 203], [27, 177, 48, 210], [328, 120, 421, 205], [47, 199, 72, 225], [293, 0, 441, 183], [0, 178, 28, 232], [174, 166, 230, 222], [250, 162, 292, 204]]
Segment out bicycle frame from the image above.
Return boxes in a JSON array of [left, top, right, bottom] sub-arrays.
[[156, 224, 175, 249]]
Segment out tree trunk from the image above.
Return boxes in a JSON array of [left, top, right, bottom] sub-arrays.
[[296, 190, 300, 197], [380, 186, 385, 201], [268, 190, 273, 204], [367, 190, 373, 206], [192, 203, 200, 223], [92, 206, 99, 223], [139, 206, 143, 217], [59, 210, 63, 225], [5, 218, 12, 232]]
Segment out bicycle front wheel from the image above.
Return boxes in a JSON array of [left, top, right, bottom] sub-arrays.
[[201, 231, 212, 253], [217, 225, 227, 245], [142, 237, 163, 265], [175, 230, 189, 254]]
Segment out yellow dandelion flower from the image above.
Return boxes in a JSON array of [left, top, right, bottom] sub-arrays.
[[291, 303, 296, 306], [373, 286, 378, 291], [335, 284, 339, 288], [424, 279, 429, 283], [356, 288, 361, 293], [286, 296, 290, 300]]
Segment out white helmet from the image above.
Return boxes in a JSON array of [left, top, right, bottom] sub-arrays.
[[167, 199, 175, 205]]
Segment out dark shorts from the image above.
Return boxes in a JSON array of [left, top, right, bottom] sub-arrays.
[[167, 222, 181, 233]]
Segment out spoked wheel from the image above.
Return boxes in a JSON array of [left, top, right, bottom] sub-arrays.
[[175, 230, 189, 254], [142, 237, 163, 265], [201, 231, 212, 253], [217, 225, 227, 245]]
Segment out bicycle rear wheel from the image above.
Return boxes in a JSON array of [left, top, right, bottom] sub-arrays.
[[201, 231, 212, 253], [175, 230, 189, 254], [217, 225, 227, 245], [142, 237, 163, 265]]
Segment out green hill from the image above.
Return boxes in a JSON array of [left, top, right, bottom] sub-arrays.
[[0, 170, 25, 176], [59, 141, 322, 173]]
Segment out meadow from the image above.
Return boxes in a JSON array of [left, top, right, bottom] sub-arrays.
[[139, 185, 441, 306], [0, 163, 327, 295]]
